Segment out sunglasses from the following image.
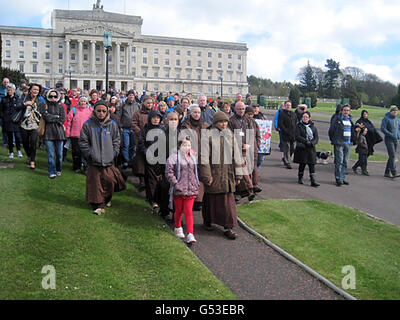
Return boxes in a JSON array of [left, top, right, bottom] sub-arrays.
[[49, 95, 58, 98], [96, 109, 107, 113]]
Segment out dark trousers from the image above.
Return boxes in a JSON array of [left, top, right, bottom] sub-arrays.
[[353, 154, 368, 170], [70, 137, 83, 171], [20, 128, 38, 162], [7, 131, 22, 153], [298, 163, 315, 175]]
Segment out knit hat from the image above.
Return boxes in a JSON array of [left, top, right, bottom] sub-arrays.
[[390, 105, 398, 112], [167, 96, 175, 102], [45, 89, 60, 101], [213, 111, 229, 125], [127, 89, 135, 96], [94, 100, 109, 109]]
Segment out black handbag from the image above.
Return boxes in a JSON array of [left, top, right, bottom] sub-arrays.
[[11, 109, 24, 124]]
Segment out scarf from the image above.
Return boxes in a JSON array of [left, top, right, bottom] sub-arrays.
[[302, 121, 314, 141]]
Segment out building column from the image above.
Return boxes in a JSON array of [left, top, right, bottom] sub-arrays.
[[127, 43, 131, 76], [77, 39, 83, 74], [115, 41, 121, 75], [64, 38, 70, 75], [90, 40, 96, 74]]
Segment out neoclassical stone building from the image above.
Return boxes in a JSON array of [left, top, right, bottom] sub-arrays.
[[0, 2, 249, 97]]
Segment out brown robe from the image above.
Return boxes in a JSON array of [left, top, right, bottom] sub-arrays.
[[131, 106, 151, 176]]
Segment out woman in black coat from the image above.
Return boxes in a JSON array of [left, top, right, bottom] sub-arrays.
[[0, 83, 23, 158], [355, 110, 382, 156], [42, 89, 66, 178], [293, 111, 320, 187]]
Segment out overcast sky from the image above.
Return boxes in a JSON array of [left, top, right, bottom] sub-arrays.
[[1, 0, 400, 85]]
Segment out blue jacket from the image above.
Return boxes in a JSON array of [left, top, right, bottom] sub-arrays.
[[381, 112, 400, 141], [274, 108, 282, 131]]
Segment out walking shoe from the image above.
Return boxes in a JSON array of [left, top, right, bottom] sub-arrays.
[[17, 150, 23, 158], [352, 167, 358, 174], [93, 208, 105, 216], [248, 194, 256, 202], [384, 173, 393, 178], [49, 174, 56, 179], [342, 180, 349, 185], [392, 173, 400, 178], [186, 233, 197, 244], [106, 201, 112, 207], [285, 163, 292, 169], [8, 153, 14, 159], [361, 170, 369, 176], [56, 172, 62, 177], [174, 227, 185, 239], [224, 229, 237, 240], [335, 180, 342, 187]]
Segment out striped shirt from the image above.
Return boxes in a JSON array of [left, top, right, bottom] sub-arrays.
[[341, 115, 352, 144]]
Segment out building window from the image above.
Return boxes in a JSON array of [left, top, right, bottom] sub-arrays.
[[186, 73, 191, 79], [154, 71, 159, 77], [96, 55, 100, 62], [154, 48, 159, 54], [207, 71, 212, 80], [45, 65, 51, 74], [187, 60, 191, 67], [165, 59, 170, 66], [59, 52, 63, 60], [71, 43, 76, 49], [238, 64, 242, 70], [165, 49, 170, 55], [237, 73, 242, 81], [46, 42, 50, 48], [131, 68, 136, 76], [197, 51, 202, 57], [132, 56, 136, 63], [83, 54, 88, 61], [32, 52, 37, 59], [5, 40, 11, 46], [228, 63, 232, 70], [142, 70, 147, 77], [176, 59, 180, 66], [197, 72, 202, 80], [32, 41, 37, 48], [83, 44, 88, 50], [32, 64, 37, 73], [45, 52, 50, 60], [19, 51, 24, 59], [71, 53, 76, 61], [5, 51, 11, 58], [120, 46, 125, 52], [19, 63, 24, 72], [208, 61, 212, 68], [176, 73, 181, 79], [59, 42, 63, 49], [228, 54, 232, 59], [187, 50, 191, 56], [45, 81, 51, 88], [19, 41, 24, 47], [228, 73, 233, 81], [132, 47, 136, 52], [218, 62, 222, 68], [143, 57, 147, 64], [197, 61, 202, 68], [143, 48, 147, 54], [228, 87, 233, 94], [208, 52, 212, 58], [59, 65, 63, 74], [154, 58, 159, 65], [218, 53, 222, 59], [120, 56, 125, 63], [238, 55, 242, 60], [154, 83, 159, 91], [96, 44, 100, 50], [165, 72, 170, 78], [176, 49, 180, 56]]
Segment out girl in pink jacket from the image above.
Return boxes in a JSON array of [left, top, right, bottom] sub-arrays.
[[65, 96, 93, 172], [165, 137, 200, 244]]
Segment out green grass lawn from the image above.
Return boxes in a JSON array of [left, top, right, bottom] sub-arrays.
[[270, 131, 388, 162], [0, 145, 236, 300], [237, 200, 400, 300]]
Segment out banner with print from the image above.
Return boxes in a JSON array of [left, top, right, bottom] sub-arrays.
[[255, 120, 272, 154]]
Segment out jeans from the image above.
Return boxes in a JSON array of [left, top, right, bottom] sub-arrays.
[[334, 144, 351, 182], [44, 140, 63, 176], [353, 154, 368, 171], [384, 138, 398, 175], [121, 128, 135, 164], [257, 153, 264, 168], [20, 128, 38, 162], [7, 131, 22, 154]]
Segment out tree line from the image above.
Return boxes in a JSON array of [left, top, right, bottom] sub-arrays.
[[248, 59, 399, 109]]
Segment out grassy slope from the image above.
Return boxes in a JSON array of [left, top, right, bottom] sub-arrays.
[[238, 200, 400, 300], [0, 146, 236, 300]]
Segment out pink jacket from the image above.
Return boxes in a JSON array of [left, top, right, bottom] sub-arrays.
[[65, 105, 93, 138]]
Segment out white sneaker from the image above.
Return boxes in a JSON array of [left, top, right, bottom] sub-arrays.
[[174, 227, 185, 239], [8, 153, 14, 159], [17, 150, 23, 158], [186, 233, 197, 244], [106, 201, 111, 207], [93, 208, 105, 215]]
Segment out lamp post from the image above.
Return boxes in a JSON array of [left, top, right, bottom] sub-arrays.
[[68, 65, 73, 89], [103, 32, 112, 93]]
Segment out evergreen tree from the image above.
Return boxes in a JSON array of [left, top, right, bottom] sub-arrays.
[[299, 61, 317, 94], [288, 86, 301, 108], [324, 59, 341, 98]]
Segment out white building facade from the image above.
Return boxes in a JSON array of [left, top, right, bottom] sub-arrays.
[[0, 4, 249, 98]]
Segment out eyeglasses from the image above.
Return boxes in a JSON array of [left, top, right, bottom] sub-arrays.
[[96, 109, 107, 113], [49, 95, 58, 98]]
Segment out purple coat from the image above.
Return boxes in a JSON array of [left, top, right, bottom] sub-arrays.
[[165, 152, 200, 197]]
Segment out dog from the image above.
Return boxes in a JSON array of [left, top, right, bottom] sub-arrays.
[[316, 151, 332, 165]]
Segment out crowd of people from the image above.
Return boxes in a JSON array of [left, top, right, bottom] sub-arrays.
[[1, 76, 399, 244]]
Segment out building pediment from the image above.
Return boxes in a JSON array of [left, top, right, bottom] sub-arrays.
[[64, 23, 134, 38]]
